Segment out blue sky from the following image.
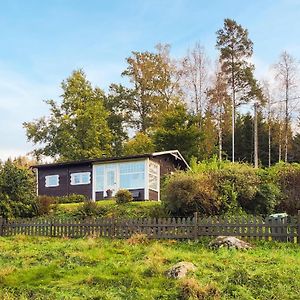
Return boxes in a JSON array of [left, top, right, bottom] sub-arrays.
[[0, 0, 300, 160]]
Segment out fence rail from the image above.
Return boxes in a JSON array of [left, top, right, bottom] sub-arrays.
[[0, 212, 299, 243]]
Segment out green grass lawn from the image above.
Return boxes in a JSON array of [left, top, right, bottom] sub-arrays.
[[53, 200, 164, 219], [0, 236, 299, 300]]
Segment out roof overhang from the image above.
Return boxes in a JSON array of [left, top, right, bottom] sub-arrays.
[[32, 150, 190, 170], [152, 150, 190, 170]]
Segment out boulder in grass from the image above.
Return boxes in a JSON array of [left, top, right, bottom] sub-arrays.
[[209, 236, 252, 250], [166, 261, 197, 279]]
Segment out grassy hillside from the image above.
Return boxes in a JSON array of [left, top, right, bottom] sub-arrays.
[[0, 236, 299, 299], [52, 200, 165, 219]]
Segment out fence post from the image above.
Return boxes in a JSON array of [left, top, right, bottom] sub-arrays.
[[50, 219, 53, 237], [297, 210, 300, 244], [193, 212, 198, 240], [0, 217, 3, 236]]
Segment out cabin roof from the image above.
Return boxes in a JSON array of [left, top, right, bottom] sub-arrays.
[[32, 150, 190, 170]]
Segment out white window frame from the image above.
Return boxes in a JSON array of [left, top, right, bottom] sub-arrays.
[[45, 175, 59, 187], [92, 159, 148, 201], [70, 172, 91, 185], [119, 161, 145, 190], [148, 161, 160, 192]]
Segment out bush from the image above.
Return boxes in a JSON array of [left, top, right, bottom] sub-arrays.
[[74, 201, 100, 218], [213, 165, 278, 215], [163, 172, 220, 217], [163, 160, 283, 217], [115, 189, 133, 204], [0, 159, 37, 218], [270, 163, 300, 214], [57, 194, 87, 204], [36, 195, 57, 215]]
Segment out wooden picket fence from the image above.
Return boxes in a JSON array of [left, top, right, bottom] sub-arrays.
[[0, 212, 299, 243]]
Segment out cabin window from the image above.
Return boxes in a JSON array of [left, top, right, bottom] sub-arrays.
[[45, 175, 59, 187], [149, 161, 159, 191], [119, 161, 145, 189], [70, 172, 91, 185], [95, 166, 104, 191]]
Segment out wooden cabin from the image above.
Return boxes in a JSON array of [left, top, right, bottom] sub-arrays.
[[33, 150, 189, 201]]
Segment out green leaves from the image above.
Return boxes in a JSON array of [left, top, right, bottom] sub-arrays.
[[216, 18, 262, 104], [0, 159, 37, 218], [153, 105, 203, 161], [24, 70, 112, 161]]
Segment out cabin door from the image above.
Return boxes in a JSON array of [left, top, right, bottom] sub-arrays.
[[105, 164, 118, 197]]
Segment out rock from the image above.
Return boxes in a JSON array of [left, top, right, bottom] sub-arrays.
[[209, 236, 252, 250], [166, 261, 197, 279]]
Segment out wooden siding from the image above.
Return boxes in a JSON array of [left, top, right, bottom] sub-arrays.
[[37, 153, 188, 201], [151, 154, 186, 177], [95, 191, 104, 201], [149, 190, 159, 201], [96, 189, 145, 201], [38, 163, 92, 199]]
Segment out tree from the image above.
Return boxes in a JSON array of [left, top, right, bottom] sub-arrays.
[[181, 42, 210, 119], [123, 132, 155, 156], [153, 105, 203, 161], [105, 84, 132, 156], [207, 68, 231, 161], [234, 113, 253, 163], [121, 45, 182, 132], [199, 108, 218, 159], [0, 159, 37, 218], [261, 81, 273, 167], [24, 70, 112, 161], [291, 132, 300, 162], [274, 51, 299, 162], [216, 18, 263, 162]]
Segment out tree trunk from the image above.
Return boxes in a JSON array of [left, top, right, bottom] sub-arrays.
[[231, 63, 235, 163], [284, 80, 289, 163], [218, 104, 223, 161], [254, 102, 258, 168]]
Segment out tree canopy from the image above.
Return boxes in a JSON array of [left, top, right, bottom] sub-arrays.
[[24, 70, 113, 161], [23, 19, 300, 167]]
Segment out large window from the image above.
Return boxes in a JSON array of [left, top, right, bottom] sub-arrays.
[[45, 175, 59, 187], [120, 161, 145, 189], [149, 161, 159, 191], [70, 172, 91, 185], [94, 162, 145, 192], [95, 166, 104, 191]]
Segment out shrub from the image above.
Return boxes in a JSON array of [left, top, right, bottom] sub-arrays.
[[57, 194, 87, 204], [163, 172, 220, 217], [0, 159, 37, 218], [115, 189, 133, 204], [163, 161, 283, 217], [271, 163, 300, 215], [212, 164, 259, 211], [36, 195, 57, 215], [74, 201, 100, 218]]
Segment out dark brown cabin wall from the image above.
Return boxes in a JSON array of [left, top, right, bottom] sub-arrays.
[[149, 190, 158, 201], [151, 156, 178, 177], [38, 167, 68, 197], [129, 189, 144, 201], [96, 189, 145, 201], [95, 191, 104, 200], [38, 163, 92, 199], [68, 165, 93, 199]]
